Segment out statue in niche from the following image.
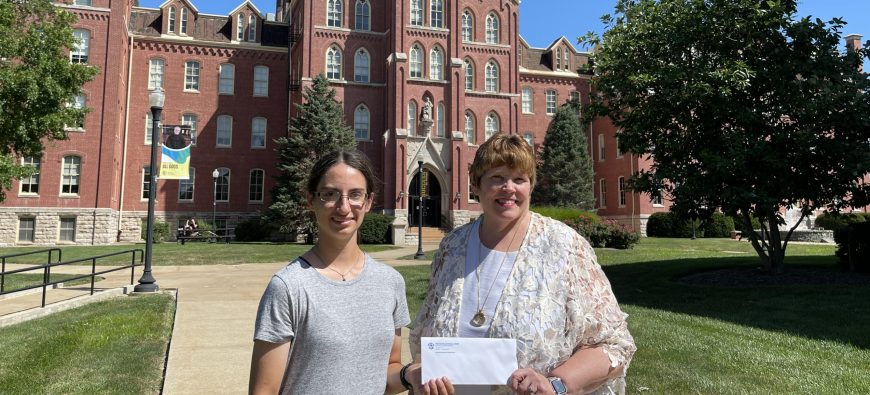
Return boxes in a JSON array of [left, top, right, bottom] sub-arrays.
[[421, 97, 433, 121]]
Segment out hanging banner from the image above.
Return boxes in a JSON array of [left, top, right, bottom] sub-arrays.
[[160, 125, 192, 180]]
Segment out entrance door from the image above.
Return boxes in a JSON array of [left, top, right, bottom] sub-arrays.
[[409, 170, 441, 227]]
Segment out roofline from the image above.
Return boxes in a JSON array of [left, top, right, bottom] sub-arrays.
[[159, 0, 199, 14], [229, 0, 264, 18]]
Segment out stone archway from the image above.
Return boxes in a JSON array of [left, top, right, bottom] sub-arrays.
[[409, 169, 442, 227]]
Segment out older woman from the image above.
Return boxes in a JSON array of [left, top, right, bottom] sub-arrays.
[[405, 134, 636, 395]]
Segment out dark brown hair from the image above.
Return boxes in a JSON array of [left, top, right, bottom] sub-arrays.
[[306, 150, 380, 194]]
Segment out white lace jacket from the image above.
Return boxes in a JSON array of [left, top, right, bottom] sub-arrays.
[[410, 213, 636, 394]]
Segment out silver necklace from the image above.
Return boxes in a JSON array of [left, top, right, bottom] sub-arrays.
[[313, 250, 361, 281], [470, 215, 527, 327]]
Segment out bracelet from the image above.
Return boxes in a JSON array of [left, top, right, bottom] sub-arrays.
[[399, 363, 413, 390]]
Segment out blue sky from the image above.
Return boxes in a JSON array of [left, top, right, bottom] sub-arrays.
[[138, 0, 869, 50]]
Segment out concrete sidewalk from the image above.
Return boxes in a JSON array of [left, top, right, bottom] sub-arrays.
[[161, 242, 438, 394]]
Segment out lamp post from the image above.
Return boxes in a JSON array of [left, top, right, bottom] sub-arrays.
[[414, 156, 425, 260], [135, 87, 164, 293], [212, 169, 219, 233]]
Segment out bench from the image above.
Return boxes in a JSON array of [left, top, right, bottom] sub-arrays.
[[176, 229, 233, 244]]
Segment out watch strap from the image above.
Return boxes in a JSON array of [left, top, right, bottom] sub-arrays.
[[548, 376, 568, 395]]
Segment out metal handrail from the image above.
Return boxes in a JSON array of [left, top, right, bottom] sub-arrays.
[[1, 248, 62, 294], [0, 249, 143, 308]]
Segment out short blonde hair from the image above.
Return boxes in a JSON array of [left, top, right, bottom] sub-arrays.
[[469, 134, 536, 189]]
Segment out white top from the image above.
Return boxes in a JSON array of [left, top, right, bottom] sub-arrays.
[[458, 220, 519, 338]]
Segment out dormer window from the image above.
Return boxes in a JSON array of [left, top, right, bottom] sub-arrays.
[[168, 7, 176, 33], [237, 14, 244, 41], [248, 15, 257, 42], [180, 8, 188, 35]]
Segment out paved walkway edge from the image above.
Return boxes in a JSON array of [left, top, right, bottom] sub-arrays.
[[0, 284, 134, 328]]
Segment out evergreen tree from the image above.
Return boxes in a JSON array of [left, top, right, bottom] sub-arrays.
[[0, 0, 98, 201], [267, 74, 356, 242], [535, 103, 595, 209]]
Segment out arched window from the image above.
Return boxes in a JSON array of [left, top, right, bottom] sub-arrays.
[[71, 29, 90, 63], [180, 8, 189, 35], [326, 46, 342, 80], [556, 48, 562, 71], [485, 112, 499, 140], [184, 61, 200, 91], [464, 60, 474, 90], [251, 117, 267, 148], [429, 46, 443, 80], [436, 101, 445, 137], [148, 58, 164, 89], [215, 168, 230, 202], [430, 0, 443, 28], [355, 0, 370, 30], [407, 101, 417, 136], [168, 7, 176, 33], [354, 105, 370, 140], [546, 89, 557, 114], [461, 10, 473, 42], [485, 61, 498, 93], [354, 48, 370, 82], [485, 13, 499, 44], [410, 0, 423, 26], [236, 14, 244, 41], [563, 47, 570, 70], [464, 112, 476, 145], [249, 15, 257, 42], [249, 169, 264, 202], [409, 45, 423, 78], [327, 0, 343, 27]]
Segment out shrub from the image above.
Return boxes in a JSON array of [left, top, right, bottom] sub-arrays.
[[358, 213, 394, 244], [141, 220, 170, 242], [646, 212, 675, 237], [815, 212, 867, 233], [531, 206, 600, 223], [834, 221, 870, 273], [731, 213, 761, 234], [233, 217, 274, 242], [701, 213, 734, 238], [564, 217, 639, 249], [604, 221, 640, 249]]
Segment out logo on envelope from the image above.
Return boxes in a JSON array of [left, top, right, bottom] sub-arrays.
[[427, 342, 434, 350]]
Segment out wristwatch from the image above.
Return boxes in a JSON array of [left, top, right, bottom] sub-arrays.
[[548, 376, 568, 395]]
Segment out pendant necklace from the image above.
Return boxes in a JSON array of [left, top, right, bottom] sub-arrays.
[[470, 215, 527, 327], [314, 249, 361, 281]]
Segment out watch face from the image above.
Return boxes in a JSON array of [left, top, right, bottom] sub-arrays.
[[550, 377, 568, 394]]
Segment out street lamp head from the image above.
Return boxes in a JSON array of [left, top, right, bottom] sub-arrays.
[[454, 192, 461, 200], [416, 154, 423, 165], [149, 87, 165, 109], [212, 169, 220, 179]]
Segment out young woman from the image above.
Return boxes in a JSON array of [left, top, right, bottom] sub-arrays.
[[249, 150, 437, 394]]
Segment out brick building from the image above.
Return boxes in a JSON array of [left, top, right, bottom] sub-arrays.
[[1, 0, 664, 246]]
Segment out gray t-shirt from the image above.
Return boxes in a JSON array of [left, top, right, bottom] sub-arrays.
[[254, 255, 411, 394]]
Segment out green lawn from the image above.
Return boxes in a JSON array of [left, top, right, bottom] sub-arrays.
[[398, 238, 870, 393], [0, 293, 175, 394], [1, 273, 103, 293], [0, 243, 397, 266]]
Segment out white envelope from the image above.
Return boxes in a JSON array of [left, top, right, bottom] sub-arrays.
[[421, 337, 518, 385]]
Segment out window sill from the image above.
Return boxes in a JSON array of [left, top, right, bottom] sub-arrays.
[[250, 146, 266, 150], [183, 89, 200, 94], [216, 145, 232, 148], [252, 94, 268, 98], [59, 194, 80, 199], [18, 193, 39, 198], [64, 127, 86, 133], [219, 92, 234, 96], [522, 111, 534, 115]]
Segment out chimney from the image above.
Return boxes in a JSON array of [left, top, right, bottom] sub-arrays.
[[845, 34, 863, 52]]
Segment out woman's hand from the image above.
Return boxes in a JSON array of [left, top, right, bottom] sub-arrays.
[[406, 363, 455, 395], [510, 368, 554, 395]]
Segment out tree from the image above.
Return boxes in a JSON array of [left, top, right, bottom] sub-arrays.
[[535, 103, 595, 209], [0, 0, 98, 202], [585, 0, 870, 273], [267, 74, 356, 243]]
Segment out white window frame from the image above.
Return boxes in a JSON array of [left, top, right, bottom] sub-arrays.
[[19, 156, 41, 195], [599, 179, 607, 208], [652, 190, 664, 206], [598, 133, 605, 161], [67, 93, 86, 130], [485, 61, 498, 93], [148, 58, 164, 90], [464, 59, 473, 90], [354, 105, 370, 140], [180, 7, 188, 35], [430, 46, 443, 80], [327, 0, 343, 27], [556, 48, 562, 71], [522, 88, 532, 113], [430, 0, 443, 28], [71, 29, 90, 64], [249, 169, 265, 202], [410, 0, 423, 26], [253, 65, 269, 96], [219, 63, 235, 94], [485, 113, 499, 140], [141, 165, 151, 201], [436, 101, 445, 137], [409, 45, 423, 78], [182, 113, 198, 145], [354, 48, 370, 82], [168, 6, 176, 33], [523, 132, 533, 146], [251, 117, 267, 148], [60, 156, 81, 196], [18, 217, 35, 243], [407, 101, 417, 136], [217, 115, 233, 147], [485, 13, 499, 44], [248, 15, 257, 42], [618, 176, 626, 207], [326, 46, 342, 80], [215, 167, 230, 202], [546, 89, 556, 115], [237, 14, 244, 41], [464, 112, 476, 145], [179, 167, 195, 201], [59, 217, 76, 242], [461, 11, 473, 42], [355, 0, 370, 31], [185, 61, 200, 91]]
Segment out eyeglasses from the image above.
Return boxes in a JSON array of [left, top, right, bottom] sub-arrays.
[[315, 190, 369, 207]]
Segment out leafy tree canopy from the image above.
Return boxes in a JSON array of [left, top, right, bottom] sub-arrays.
[[267, 74, 356, 242], [584, 0, 870, 272], [535, 103, 595, 209], [0, 0, 97, 201]]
